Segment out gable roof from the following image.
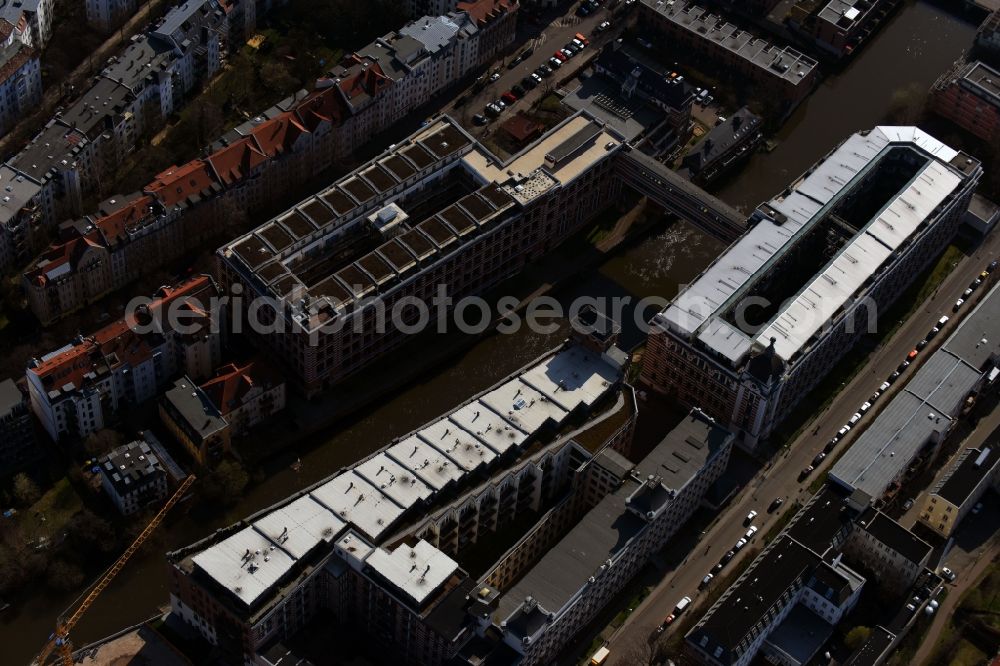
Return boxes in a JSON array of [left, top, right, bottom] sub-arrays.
[[200, 359, 283, 416]]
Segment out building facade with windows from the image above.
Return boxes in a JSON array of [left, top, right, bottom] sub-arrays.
[[641, 127, 981, 450], [919, 446, 1000, 538]]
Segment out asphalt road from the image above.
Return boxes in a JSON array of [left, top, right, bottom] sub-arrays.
[[605, 228, 1000, 662], [450, 3, 632, 132]]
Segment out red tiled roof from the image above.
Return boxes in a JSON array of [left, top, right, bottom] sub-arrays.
[[0, 19, 14, 40], [146, 161, 217, 208], [457, 0, 516, 25], [295, 86, 350, 131], [200, 359, 283, 416], [0, 43, 34, 85], [337, 58, 392, 102], [207, 136, 268, 187], [25, 232, 104, 286], [249, 112, 307, 158], [29, 276, 217, 392], [93, 195, 155, 241]]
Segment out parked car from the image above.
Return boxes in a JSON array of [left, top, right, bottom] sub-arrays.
[[916, 339, 928, 351], [898, 361, 910, 373], [938, 316, 950, 327], [734, 537, 748, 551], [512, 84, 526, 97], [941, 567, 956, 581], [768, 497, 784, 512], [490, 72, 501, 82], [744, 526, 758, 539], [859, 401, 872, 413], [963, 288, 973, 298], [548, 57, 562, 69], [560, 48, 574, 59], [472, 114, 488, 125], [870, 391, 881, 402], [812, 452, 826, 466], [573, 38, 586, 49], [538, 64, 552, 77], [824, 439, 837, 454], [954, 298, 965, 311], [745, 510, 758, 525], [566, 42, 582, 55], [903, 498, 915, 510], [849, 412, 862, 425], [597, 20, 611, 31], [907, 349, 919, 361], [699, 573, 714, 589], [799, 466, 814, 480], [890, 370, 901, 381], [553, 50, 568, 62], [485, 103, 501, 117], [988, 259, 998, 272], [501, 91, 517, 105], [530, 73, 542, 85], [880, 381, 891, 391], [927, 327, 938, 339]]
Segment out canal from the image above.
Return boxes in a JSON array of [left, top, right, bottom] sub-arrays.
[[0, 3, 979, 662]]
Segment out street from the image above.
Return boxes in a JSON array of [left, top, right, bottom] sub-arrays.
[[604, 229, 1000, 662]]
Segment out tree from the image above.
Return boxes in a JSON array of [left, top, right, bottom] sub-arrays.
[[47, 559, 85, 592], [66, 509, 118, 556], [12, 473, 41, 507], [83, 429, 125, 458], [201, 460, 249, 507], [259, 62, 298, 95], [844, 625, 872, 651]]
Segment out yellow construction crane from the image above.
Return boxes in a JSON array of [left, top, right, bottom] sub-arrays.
[[34, 475, 196, 666]]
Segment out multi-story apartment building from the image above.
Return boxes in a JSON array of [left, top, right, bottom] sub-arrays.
[[0, 0, 54, 49], [486, 410, 733, 666], [165, 339, 627, 664], [0, 0, 262, 275], [846, 508, 931, 594], [85, 0, 137, 33], [975, 10, 1000, 66], [680, 107, 763, 184], [641, 126, 981, 450], [919, 446, 1000, 538], [0, 377, 38, 476], [931, 59, 1000, 143], [160, 375, 231, 465], [786, 0, 894, 59], [686, 487, 864, 666], [98, 434, 169, 515], [18, 0, 517, 308], [0, 41, 40, 139], [25, 275, 222, 442], [831, 280, 1000, 500], [638, 0, 819, 106], [159, 359, 286, 464], [217, 112, 625, 396]]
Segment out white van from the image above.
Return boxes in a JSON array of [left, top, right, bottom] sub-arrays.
[[674, 596, 692, 615]]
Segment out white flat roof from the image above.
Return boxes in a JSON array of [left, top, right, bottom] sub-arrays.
[[252, 494, 346, 560], [758, 160, 963, 360], [659, 126, 965, 364], [354, 452, 434, 509], [191, 525, 297, 606], [479, 378, 570, 433], [520, 346, 619, 412], [364, 540, 460, 606], [386, 435, 466, 489], [310, 471, 405, 541], [448, 402, 525, 454], [417, 419, 497, 470]]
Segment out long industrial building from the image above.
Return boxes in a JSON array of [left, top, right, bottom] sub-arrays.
[[830, 279, 1000, 500], [641, 126, 982, 449], [217, 110, 744, 397]]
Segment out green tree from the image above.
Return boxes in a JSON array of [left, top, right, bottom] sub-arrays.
[[47, 559, 85, 592], [12, 473, 41, 507], [259, 62, 298, 94], [845, 626, 872, 651], [66, 509, 117, 556], [82, 429, 125, 458]]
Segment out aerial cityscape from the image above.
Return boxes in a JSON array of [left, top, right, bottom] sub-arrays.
[[0, 0, 998, 665]]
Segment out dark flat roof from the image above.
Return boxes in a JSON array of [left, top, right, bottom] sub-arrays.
[[936, 446, 1000, 507], [784, 485, 854, 556], [856, 508, 931, 566], [844, 626, 895, 666], [545, 122, 603, 165]]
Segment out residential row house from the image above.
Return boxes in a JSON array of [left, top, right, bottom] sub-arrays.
[[25, 275, 223, 442], [0, 40, 41, 140], [21, 0, 519, 323], [0, 0, 262, 275]]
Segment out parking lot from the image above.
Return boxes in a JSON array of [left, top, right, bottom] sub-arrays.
[[449, 1, 632, 136]]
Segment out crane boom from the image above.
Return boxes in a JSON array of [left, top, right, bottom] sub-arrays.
[[34, 474, 195, 666]]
